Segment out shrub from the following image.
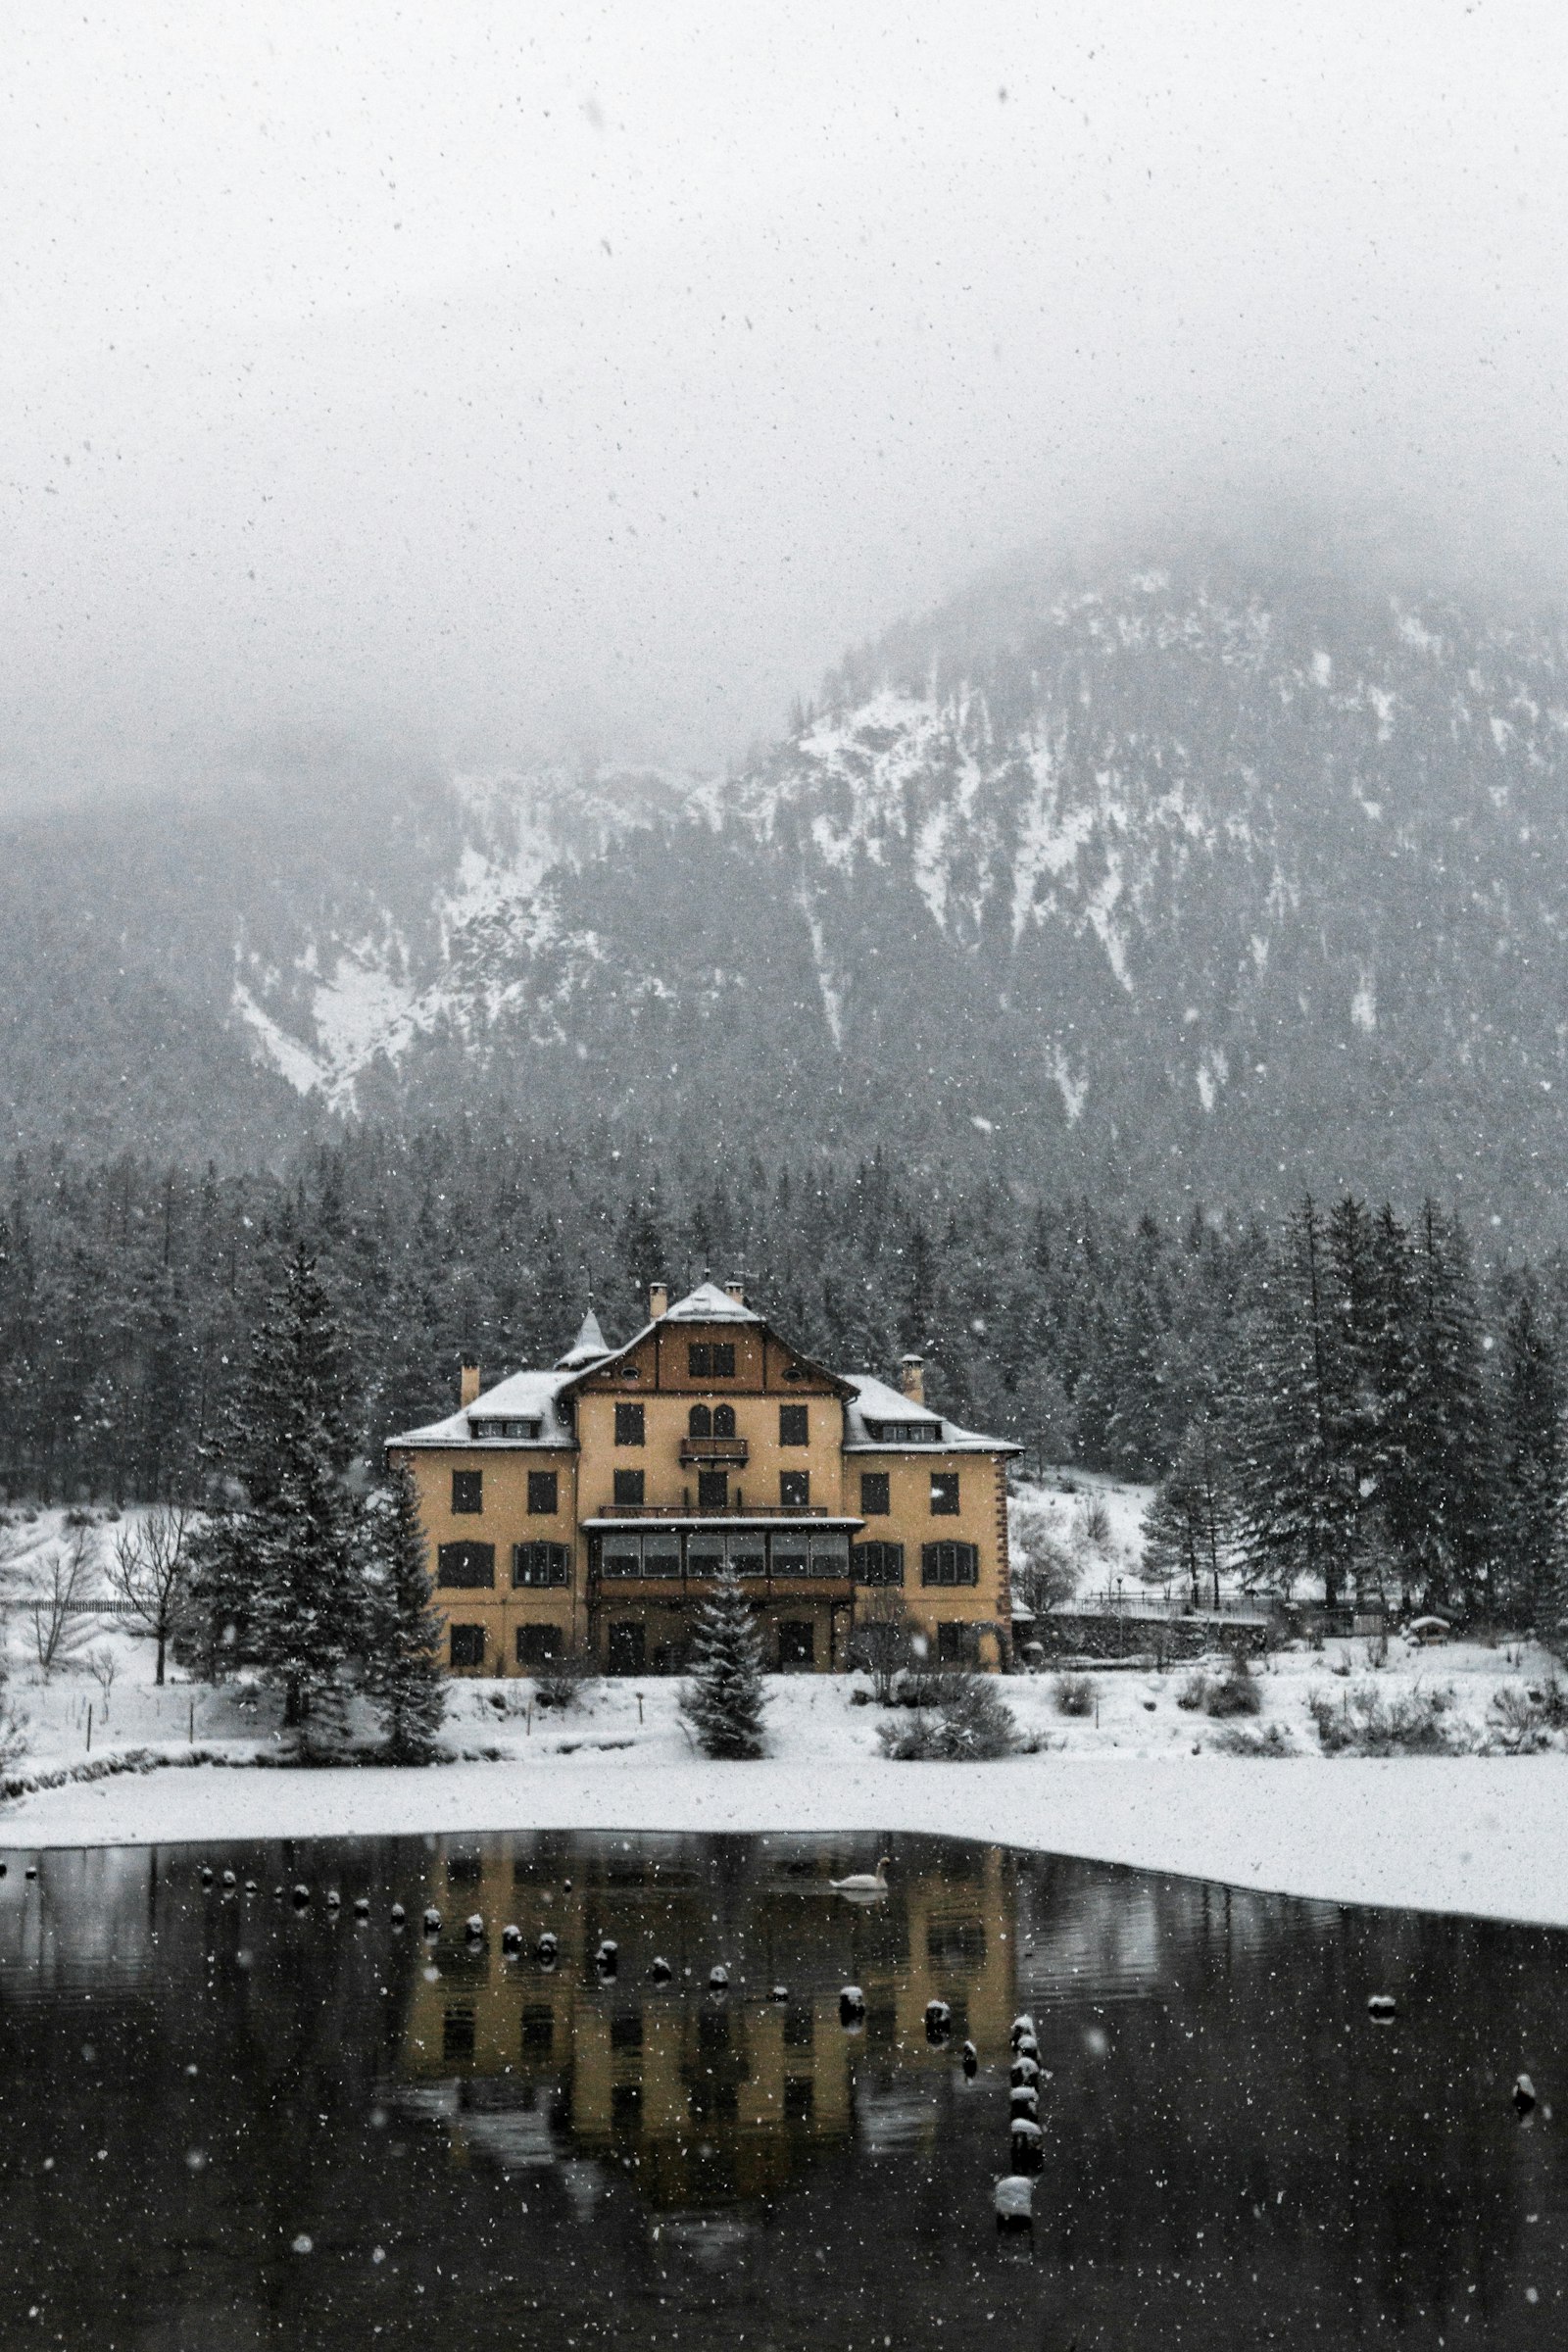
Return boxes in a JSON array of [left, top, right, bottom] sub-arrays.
[[1053, 1671, 1097, 1718], [876, 1674, 1022, 1760], [1309, 1681, 1469, 1756], [1176, 1671, 1211, 1712], [1204, 1657, 1262, 1719], [1210, 1721, 1297, 1756], [533, 1652, 600, 1713], [1486, 1682, 1568, 1754]]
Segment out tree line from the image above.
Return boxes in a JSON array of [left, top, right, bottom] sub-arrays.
[[0, 1120, 1262, 1500], [2, 1129, 1567, 1631], [1145, 1194, 1566, 1630]]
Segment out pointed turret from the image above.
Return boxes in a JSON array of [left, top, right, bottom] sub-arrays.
[[556, 1308, 611, 1370]]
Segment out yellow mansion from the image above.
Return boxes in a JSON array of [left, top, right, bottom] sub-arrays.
[[387, 1280, 1017, 1677]]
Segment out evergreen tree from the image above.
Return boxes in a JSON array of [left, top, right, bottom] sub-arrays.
[[680, 1566, 767, 1758], [1494, 1278, 1564, 1630], [1231, 1198, 1355, 1604], [186, 1247, 366, 1747], [1142, 1415, 1234, 1606], [360, 1466, 447, 1762], [1392, 1202, 1495, 1612]]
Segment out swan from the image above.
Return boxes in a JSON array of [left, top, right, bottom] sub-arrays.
[[830, 1855, 891, 1898]]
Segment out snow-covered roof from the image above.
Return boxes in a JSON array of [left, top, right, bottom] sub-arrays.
[[555, 1308, 611, 1369], [660, 1281, 762, 1323], [841, 1373, 1019, 1455], [387, 1368, 577, 1449]]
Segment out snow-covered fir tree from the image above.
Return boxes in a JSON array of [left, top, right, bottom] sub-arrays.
[[186, 1246, 366, 1750], [360, 1465, 447, 1763], [1142, 1415, 1233, 1607], [680, 1566, 767, 1758], [1495, 1278, 1564, 1630], [1232, 1197, 1356, 1605]]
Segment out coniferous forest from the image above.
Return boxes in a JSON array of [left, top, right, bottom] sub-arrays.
[[0, 1121, 1562, 1626]]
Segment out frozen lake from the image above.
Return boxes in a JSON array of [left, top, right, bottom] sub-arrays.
[[0, 1830, 1561, 2348]]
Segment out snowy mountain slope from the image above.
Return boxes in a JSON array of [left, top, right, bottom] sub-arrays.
[[7, 558, 1568, 1226]]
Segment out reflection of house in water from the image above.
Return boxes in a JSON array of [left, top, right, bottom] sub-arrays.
[[396, 1833, 1018, 2206]]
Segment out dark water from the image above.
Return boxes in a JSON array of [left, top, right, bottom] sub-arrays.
[[0, 1832, 1564, 2349]]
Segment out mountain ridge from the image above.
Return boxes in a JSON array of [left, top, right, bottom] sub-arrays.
[[9, 558, 1568, 1232]]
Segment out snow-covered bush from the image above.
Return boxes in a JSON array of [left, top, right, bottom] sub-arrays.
[[876, 1673, 1023, 1760], [1485, 1681, 1568, 1753], [1052, 1671, 1096, 1717], [1176, 1671, 1211, 1711], [533, 1653, 599, 1712], [1209, 1721, 1297, 1757], [1309, 1681, 1469, 1755], [1203, 1657, 1262, 1718]]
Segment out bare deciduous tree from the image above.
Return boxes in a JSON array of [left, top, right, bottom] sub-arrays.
[[84, 1644, 119, 1715], [105, 1504, 195, 1687], [27, 1525, 101, 1682], [849, 1587, 913, 1704]]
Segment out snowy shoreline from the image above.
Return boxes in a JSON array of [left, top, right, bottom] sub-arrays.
[[4, 1748, 1567, 1932]]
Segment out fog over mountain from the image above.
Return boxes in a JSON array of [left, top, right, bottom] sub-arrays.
[[5, 5, 1568, 802], [7, 550, 1568, 1237]]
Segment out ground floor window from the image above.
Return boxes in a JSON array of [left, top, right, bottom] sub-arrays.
[[520, 2004, 554, 2054], [612, 2083, 644, 2129], [516, 1624, 564, 1667], [514, 1541, 570, 1587], [777, 1619, 815, 1669], [784, 2077, 815, 2122], [936, 1619, 979, 1663], [607, 1621, 646, 1674], [853, 1541, 905, 1586], [443, 2008, 476, 2060], [439, 1541, 495, 1588], [449, 1623, 486, 1669], [921, 1541, 979, 1587]]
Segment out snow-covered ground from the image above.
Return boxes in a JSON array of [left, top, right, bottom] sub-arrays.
[[1011, 1467, 1155, 1592], [7, 1505, 1568, 1930]]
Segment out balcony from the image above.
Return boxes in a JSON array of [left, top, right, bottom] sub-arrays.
[[678, 1435, 750, 1468], [597, 1499, 828, 1519]]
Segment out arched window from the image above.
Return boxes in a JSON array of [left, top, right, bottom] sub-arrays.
[[920, 1542, 979, 1588], [712, 1403, 736, 1439], [688, 1403, 712, 1437]]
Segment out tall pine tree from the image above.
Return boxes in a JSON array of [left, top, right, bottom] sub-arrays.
[[680, 1567, 767, 1758], [187, 1246, 366, 1747], [1233, 1198, 1355, 1605], [1494, 1278, 1564, 1631], [361, 1466, 447, 1762]]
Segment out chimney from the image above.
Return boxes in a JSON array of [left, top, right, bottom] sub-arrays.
[[460, 1359, 482, 1408], [724, 1277, 746, 1305], [899, 1353, 925, 1405], [649, 1282, 669, 1320]]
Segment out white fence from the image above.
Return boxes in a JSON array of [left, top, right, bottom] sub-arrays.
[[1070, 1587, 1277, 1624]]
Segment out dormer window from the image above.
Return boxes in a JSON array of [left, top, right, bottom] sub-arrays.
[[864, 1419, 941, 1445], [468, 1417, 542, 1441]]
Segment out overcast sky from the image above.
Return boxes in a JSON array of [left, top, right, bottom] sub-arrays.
[[3, 1, 1565, 802]]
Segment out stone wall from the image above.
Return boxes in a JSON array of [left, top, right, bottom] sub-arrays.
[[1024, 1611, 1271, 1663]]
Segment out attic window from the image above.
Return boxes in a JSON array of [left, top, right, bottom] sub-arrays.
[[865, 1420, 941, 1445], [469, 1417, 542, 1441]]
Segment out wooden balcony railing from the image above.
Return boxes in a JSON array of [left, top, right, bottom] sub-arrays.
[[597, 1500, 830, 1519], [677, 1436, 750, 1467]]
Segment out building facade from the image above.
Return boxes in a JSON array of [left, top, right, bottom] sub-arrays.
[[387, 1280, 1017, 1676]]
